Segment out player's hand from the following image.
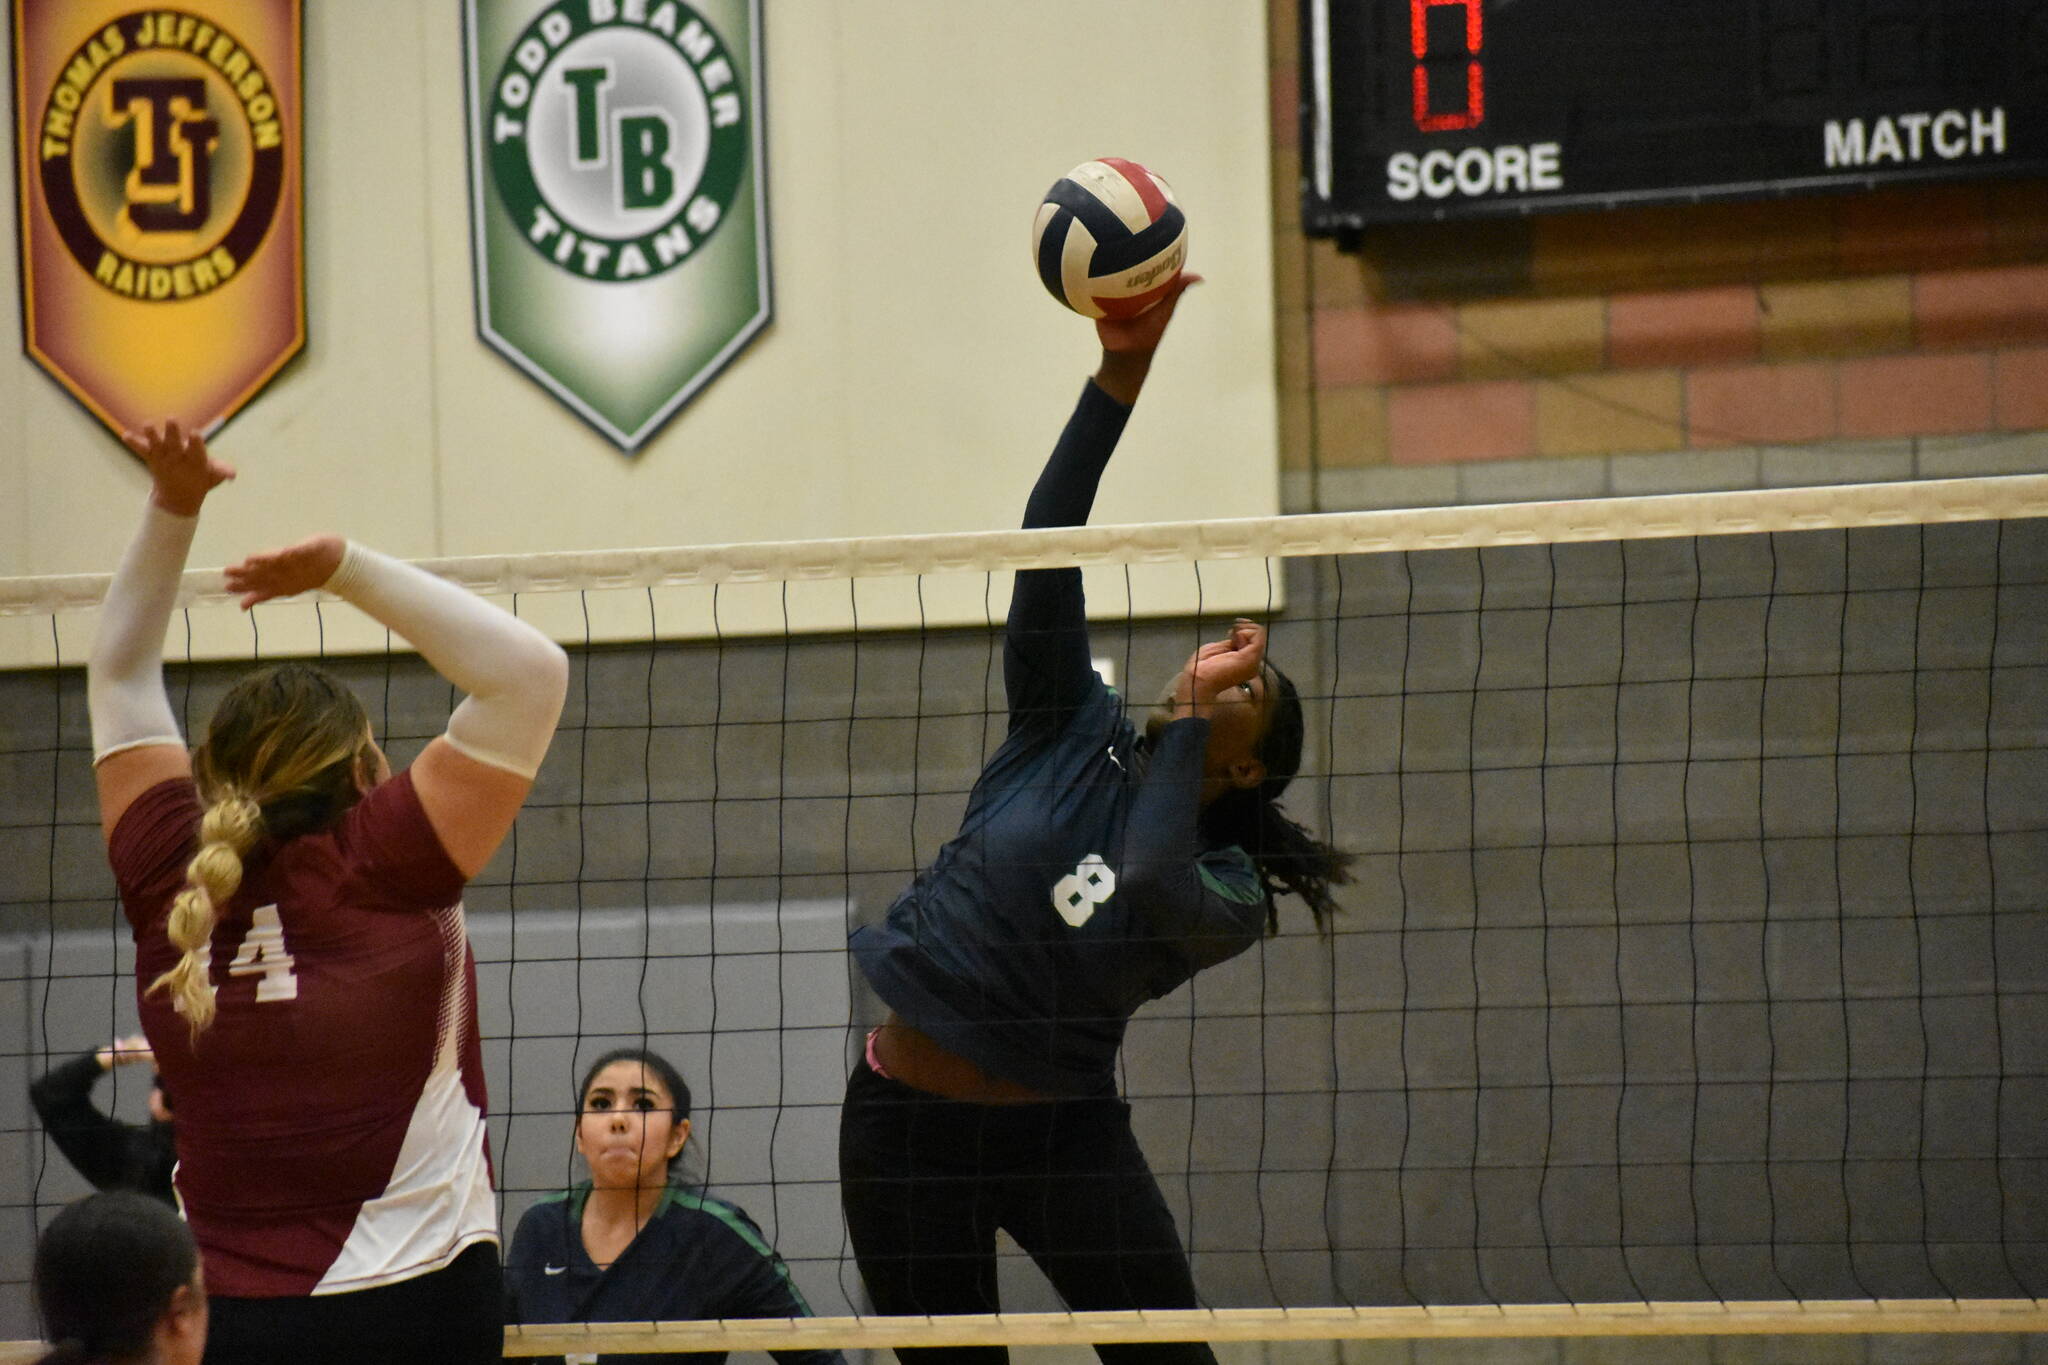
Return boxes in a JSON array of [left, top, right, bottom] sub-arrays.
[[124, 421, 235, 517], [1172, 618, 1265, 717], [1091, 273, 1201, 405], [225, 534, 347, 610], [1096, 271, 1202, 357], [96, 1033, 154, 1070]]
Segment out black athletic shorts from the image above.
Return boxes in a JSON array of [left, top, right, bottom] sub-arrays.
[[202, 1240, 503, 1365]]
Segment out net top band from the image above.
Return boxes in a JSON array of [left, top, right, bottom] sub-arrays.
[[5, 474, 2044, 618]]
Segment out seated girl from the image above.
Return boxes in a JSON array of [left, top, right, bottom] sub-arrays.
[[505, 1047, 844, 1365]]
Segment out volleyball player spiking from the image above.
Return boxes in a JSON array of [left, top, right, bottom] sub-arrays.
[[840, 277, 1352, 1365], [88, 423, 568, 1365]]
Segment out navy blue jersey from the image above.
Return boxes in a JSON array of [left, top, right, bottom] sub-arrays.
[[850, 380, 1269, 1096], [505, 1183, 841, 1365]]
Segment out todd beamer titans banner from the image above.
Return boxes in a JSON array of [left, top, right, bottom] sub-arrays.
[[13, 1, 304, 440], [465, 0, 771, 453]]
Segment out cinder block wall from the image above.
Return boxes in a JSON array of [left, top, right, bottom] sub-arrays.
[[1263, 2, 2048, 513]]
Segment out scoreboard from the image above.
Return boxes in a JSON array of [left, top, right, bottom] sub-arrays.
[[1301, 0, 2048, 231]]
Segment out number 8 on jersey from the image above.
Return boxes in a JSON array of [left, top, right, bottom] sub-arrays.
[[1052, 854, 1117, 927]]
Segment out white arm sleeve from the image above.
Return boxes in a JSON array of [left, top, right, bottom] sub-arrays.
[[89, 502, 195, 763], [324, 542, 568, 778]]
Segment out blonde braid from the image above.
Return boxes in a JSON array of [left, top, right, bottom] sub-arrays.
[[148, 793, 262, 1038]]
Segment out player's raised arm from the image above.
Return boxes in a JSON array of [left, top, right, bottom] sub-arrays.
[[89, 422, 235, 837], [28, 1038, 176, 1204], [225, 538, 568, 877], [1005, 274, 1200, 732]]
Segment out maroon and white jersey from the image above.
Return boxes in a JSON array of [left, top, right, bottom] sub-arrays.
[[113, 771, 495, 1298]]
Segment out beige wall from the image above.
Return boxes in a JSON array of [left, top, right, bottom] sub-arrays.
[[2, 2, 1279, 639]]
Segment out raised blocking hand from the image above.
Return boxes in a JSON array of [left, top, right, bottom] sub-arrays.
[[225, 534, 347, 610], [123, 421, 234, 517]]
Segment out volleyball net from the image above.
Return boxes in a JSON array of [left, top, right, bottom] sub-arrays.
[[2, 477, 2045, 1352]]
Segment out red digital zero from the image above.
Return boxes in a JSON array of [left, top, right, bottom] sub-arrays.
[[1411, 0, 1483, 132]]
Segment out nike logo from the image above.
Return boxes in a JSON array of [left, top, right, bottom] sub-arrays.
[[543, 1264, 568, 1275], [1106, 745, 1124, 771]]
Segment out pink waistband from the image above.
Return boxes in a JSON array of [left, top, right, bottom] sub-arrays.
[[864, 1027, 894, 1080]]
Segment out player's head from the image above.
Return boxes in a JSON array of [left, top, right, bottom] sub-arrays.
[[1164, 651, 1307, 810], [1144, 625, 1292, 804], [1148, 635, 1353, 933], [151, 663, 382, 1036], [575, 1048, 693, 1192], [194, 662, 384, 835], [34, 1190, 206, 1365]]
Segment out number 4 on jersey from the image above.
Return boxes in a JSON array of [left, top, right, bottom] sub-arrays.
[[1052, 854, 1117, 927], [226, 904, 299, 1002]]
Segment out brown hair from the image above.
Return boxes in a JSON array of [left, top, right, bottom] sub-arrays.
[[150, 664, 375, 1036]]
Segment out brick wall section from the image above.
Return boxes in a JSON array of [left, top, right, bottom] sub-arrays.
[[1300, 216, 2048, 468], [1266, 1, 2048, 505]]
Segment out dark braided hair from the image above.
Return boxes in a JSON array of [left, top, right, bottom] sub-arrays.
[[1198, 661, 1354, 934], [34, 1190, 198, 1365]]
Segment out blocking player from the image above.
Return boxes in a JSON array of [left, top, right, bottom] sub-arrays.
[[88, 421, 568, 1364]]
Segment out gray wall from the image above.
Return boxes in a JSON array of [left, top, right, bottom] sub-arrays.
[[2, 519, 2043, 1350]]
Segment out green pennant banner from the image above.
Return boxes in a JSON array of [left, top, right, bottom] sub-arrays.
[[463, 0, 769, 452]]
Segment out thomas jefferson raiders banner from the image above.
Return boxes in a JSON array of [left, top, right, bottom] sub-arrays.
[[464, 0, 770, 452], [13, 1, 304, 439]]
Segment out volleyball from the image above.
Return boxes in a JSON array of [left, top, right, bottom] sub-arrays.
[[1031, 158, 1188, 319]]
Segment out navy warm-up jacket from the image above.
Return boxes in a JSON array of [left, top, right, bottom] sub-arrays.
[[505, 1182, 842, 1365]]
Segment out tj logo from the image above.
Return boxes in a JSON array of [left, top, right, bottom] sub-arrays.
[[34, 13, 287, 303], [16, 1, 304, 444], [112, 78, 220, 232]]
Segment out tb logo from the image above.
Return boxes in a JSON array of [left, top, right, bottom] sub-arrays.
[[110, 78, 220, 233], [485, 2, 749, 283], [560, 64, 676, 211]]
